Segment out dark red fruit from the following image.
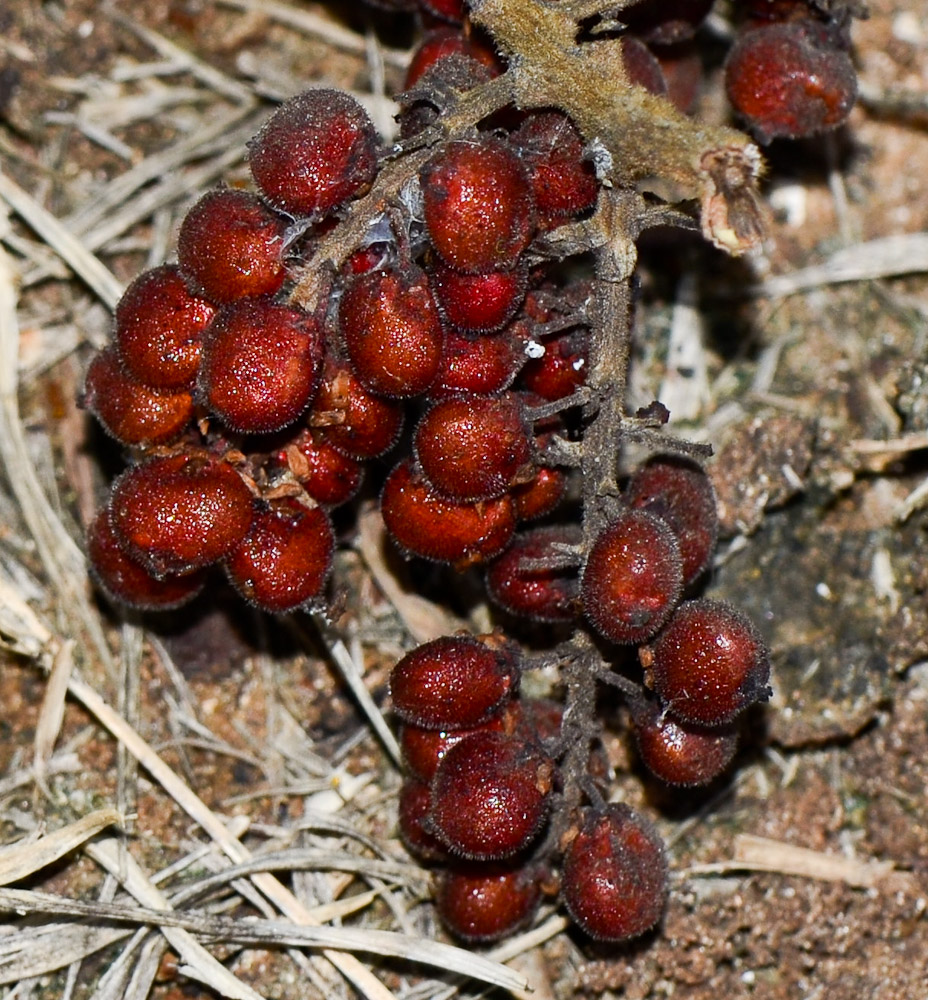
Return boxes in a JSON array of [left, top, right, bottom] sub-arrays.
[[390, 633, 520, 730], [621, 0, 714, 44], [724, 20, 857, 142], [428, 258, 528, 334], [561, 804, 668, 942], [429, 323, 527, 400], [649, 598, 771, 726], [630, 696, 738, 787], [398, 778, 451, 862], [224, 497, 333, 613], [198, 297, 323, 434], [519, 329, 589, 401], [87, 508, 205, 611], [405, 27, 502, 88], [177, 187, 287, 303], [339, 264, 443, 398], [624, 455, 718, 587], [621, 36, 669, 96], [114, 264, 215, 391], [430, 731, 554, 859], [486, 525, 580, 623], [279, 429, 363, 507], [380, 459, 516, 568], [436, 863, 542, 942], [83, 347, 194, 447], [420, 138, 535, 273], [248, 89, 379, 217], [654, 41, 704, 114], [419, 0, 466, 22], [313, 364, 404, 460], [581, 509, 683, 645], [109, 453, 254, 577], [512, 463, 567, 522], [414, 394, 534, 502], [511, 111, 598, 230]]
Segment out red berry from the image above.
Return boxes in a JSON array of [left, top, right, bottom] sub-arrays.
[[177, 187, 287, 303], [380, 459, 516, 568], [87, 508, 205, 611], [198, 297, 323, 434], [279, 429, 364, 507], [414, 394, 535, 502], [654, 41, 704, 114], [519, 329, 589, 402], [224, 497, 333, 613], [313, 364, 404, 460], [428, 323, 527, 400], [248, 89, 379, 217], [109, 453, 254, 577], [428, 257, 528, 334], [511, 111, 598, 229], [621, 36, 669, 96], [561, 804, 668, 942], [114, 264, 215, 391], [420, 138, 535, 273], [430, 731, 555, 859], [649, 598, 771, 726], [390, 633, 520, 730], [624, 455, 718, 587], [486, 525, 580, 623], [511, 463, 567, 522], [405, 27, 502, 88], [339, 264, 444, 398], [581, 509, 683, 645], [83, 347, 194, 447], [419, 0, 466, 22], [724, 20, 857, 142], [436, 863, 542, 942], [398, 778, 451, 862], [630, 696, 738, 787]]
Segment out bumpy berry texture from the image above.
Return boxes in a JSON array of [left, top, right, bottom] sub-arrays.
[[561, 804, 668, 942], [313, 363, 405, 460], [649, 598, 771, 726], [248, 89, 379, 216], [420, 138, 536, 273], [224, 497, 334, 613], [486, 525, 580, 623], [198, 297, 323, 434], [108, 453, 254, 578], [429, 731, 555, 859], [435, 863, 542, 941], [390, 633, 520, 730], [114, 264, 215, 391], [724, 20, 857, 142], [177, 187, 287, 303], [581, 508, 683, 645]]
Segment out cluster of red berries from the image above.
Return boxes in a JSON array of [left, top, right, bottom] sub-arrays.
[[80, 0, 862, 955]]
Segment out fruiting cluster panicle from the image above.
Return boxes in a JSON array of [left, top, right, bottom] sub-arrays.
[[83, 0, 862, 951]]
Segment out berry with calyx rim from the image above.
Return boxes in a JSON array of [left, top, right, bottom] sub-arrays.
[[561, 803, 668, 942], [581, 508, 683, 645], [248, 89, 379, 217], [428, 323, 527, 400], [87, 508, 206, 611], [83, 347, 194, 448], [624, 454, 718, 587], [198, 297, 323, 434], [486, 525, 580, 623], [629, 695, 738, 787], [420, 137, 535, 274], [414, 393, 535, 502], [313, 363, 405, 460], [279, 429, 364, 508], [520, 329, 589, 402], [114, 264, 215, 392], [177, 187, 288, 303], [380, 458, 516, 567], [436, 863, 543, 942], [391, 633, 521, 730], [428, 257, 528, 334], [109, 452, 255, 578], [648, 598, 771, 726], [405, 26, 502, 88], [430, 730, 555, 859], [339, 263, 444, 399], [224, 497, 334, 613], [724, 19, 857, 143]]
